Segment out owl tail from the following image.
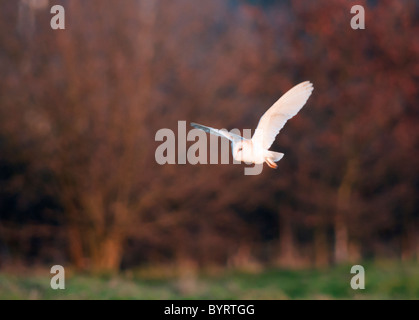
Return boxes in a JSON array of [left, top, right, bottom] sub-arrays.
[[265, 151, 284, 169]]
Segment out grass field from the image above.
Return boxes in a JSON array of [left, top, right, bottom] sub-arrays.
[[1, 261, 418, 299]]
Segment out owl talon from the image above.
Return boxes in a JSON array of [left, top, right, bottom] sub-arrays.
[[265, 158, 278, 169]]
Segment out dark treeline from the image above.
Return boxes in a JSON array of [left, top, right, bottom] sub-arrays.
[[0, 0, 418, 272]]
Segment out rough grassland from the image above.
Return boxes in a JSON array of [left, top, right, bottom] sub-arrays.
[[0, 261, 418, 300]]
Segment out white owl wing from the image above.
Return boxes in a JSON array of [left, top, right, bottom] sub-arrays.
[[191, 122, 243, 142], [251, 81, 314, 150]]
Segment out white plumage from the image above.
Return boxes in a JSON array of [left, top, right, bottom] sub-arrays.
[[191, 81, 314, 169]]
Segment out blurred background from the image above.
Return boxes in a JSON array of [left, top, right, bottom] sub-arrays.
[[0, 0, 418, 299]]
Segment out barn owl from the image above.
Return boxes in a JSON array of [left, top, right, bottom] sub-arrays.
[[191, 81, 313, 169]]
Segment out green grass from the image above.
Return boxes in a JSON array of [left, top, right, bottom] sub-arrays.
[[0, 261, 418, 299]]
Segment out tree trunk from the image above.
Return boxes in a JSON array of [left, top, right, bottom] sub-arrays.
[[277, 210, 299, 267], [90, 235, 123, 272], [67, 223, 124, 272], [402, 221, 419, 261], [314, 226, 329, 268], [334, 211, 348, 263], [335, 158, 358, 264], [67, 224, 85, 269]]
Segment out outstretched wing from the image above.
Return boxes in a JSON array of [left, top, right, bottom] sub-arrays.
[[191, 122, 243, 142], [251, 81, 314, 149]]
